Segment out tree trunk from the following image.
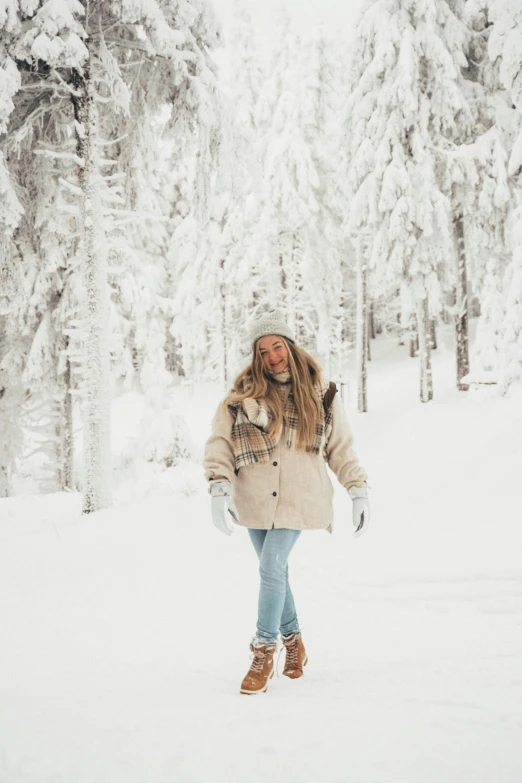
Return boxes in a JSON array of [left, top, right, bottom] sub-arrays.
[[286, 233, 298, 337], [454, 213, 470, 391], [369, 299, 376, 339], [366, 310, 371, 362], [334, 295, 344, 380], [0, 467, 8, 498], [58, 352, 74, 491], [279, 253, 286, 290], [430, 319, 437, 350], [409, 315, 418, 358], [417, 295, 433, 403], [72, 63, 112, 513], [356, 238, 368, 412], [397, 312, 404, 346], [219, 257, 228, 390], [0, 388, 9, 497]]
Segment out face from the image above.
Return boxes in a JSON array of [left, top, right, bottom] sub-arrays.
[[258, 335, 290, 373]]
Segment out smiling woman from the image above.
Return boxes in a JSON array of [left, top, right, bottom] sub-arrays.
[[202, 307, 370, 696], [258, 335, 289, 373]]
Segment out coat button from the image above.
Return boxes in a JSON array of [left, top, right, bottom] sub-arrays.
[[272, 491, 277, 496], [273, 461, 278, 466]]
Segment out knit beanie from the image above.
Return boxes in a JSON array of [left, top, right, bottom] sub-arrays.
[[248, 307, 296, 349]]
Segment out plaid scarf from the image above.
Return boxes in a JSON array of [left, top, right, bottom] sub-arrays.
[[227, 376, 334, 472]]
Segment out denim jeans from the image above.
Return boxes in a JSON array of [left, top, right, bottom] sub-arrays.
[[248, 528, 302, 644]]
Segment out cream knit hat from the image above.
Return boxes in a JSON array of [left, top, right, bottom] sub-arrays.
[[248, 307, 296, 349]]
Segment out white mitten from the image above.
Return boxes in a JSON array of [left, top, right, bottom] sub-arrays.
[[348, 486, 370, 538], [210, 481, 239, 536]]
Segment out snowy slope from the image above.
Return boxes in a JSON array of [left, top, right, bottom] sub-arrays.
[[1, 331, 521, 783]]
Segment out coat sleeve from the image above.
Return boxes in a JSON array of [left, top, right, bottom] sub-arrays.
[[202, 400, 236, 485], [326, 394, 368, 491]]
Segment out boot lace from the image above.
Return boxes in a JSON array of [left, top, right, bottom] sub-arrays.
[[249, 643, 276, 674], [250, 647, 266, 674], [285, 639, 299, 668]]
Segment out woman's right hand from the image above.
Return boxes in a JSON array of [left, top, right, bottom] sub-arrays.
[[210, 481, 238, 536]]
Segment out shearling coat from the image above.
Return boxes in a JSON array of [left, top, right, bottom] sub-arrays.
[[203, 375, 368, 533]]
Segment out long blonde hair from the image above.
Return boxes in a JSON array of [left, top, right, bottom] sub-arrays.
[[224, 337, 324, 452]]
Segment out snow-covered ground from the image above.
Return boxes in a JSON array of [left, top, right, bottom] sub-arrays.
[[1, 330, 521, 783]]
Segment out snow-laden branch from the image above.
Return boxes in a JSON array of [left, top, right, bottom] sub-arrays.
[[35, 149, 85, 166], [58, 178, 83, 195], [102, 172, 126, 182], [100, 192, 125, 205], [103, 37, 197, 64], [97, 134, 129, 147], [103, 208, 169, 221]]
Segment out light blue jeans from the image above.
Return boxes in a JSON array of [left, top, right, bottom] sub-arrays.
[[248, 528, 302, 644]]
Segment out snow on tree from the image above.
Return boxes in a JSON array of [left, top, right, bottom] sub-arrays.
[[169, 3, 266, 387], [0, 0, 223, 505], [168, 100, 244, 388], [470, 259, 505, 381], [0, 45, 22, 278], [254, 16, 322, 337], [168, 12, 354, 387], [345, 0, 489, 404], [434, 1, 511, 391], [488, 0, 522, 396], [498, 207, 522, 395], [243, 16, 350, 368], [300, 31, 349, 380]]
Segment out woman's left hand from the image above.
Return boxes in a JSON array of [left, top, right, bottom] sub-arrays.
[[349, 487, 370, 538]]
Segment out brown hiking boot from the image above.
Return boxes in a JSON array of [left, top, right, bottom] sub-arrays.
[[240, 641, 277, 695], [282, 632, 308, 678]]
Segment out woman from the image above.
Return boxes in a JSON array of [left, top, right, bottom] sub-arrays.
[[203, 308, 369, 695]]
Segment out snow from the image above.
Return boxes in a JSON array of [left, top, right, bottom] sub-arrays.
[[1, 328, 521, 783]]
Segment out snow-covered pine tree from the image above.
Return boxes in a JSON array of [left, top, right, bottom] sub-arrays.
[[0, 35, 23, 292], [435, 1, 511, 391], [471, 260, 505, 380], [171, 8, 352, 386], [345, 0, 487, 403], [174, 15, 351, 385], [167, 2, 268, 388], [463, 0, 515, 285], [171, 187, 232, 385], [1, 0, 222, 505], [228, 0, 264, 142], [219, 2, 266, 377], [255, 15, 322, 344], [168, 84, 249, 388], [0, 31, 24, 492], [489, 0, 522, 396], [355, 234, 369, 411], [302, 30, 348, 381]]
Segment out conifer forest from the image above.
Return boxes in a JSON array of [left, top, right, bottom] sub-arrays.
[[0, 0, 521, 511]]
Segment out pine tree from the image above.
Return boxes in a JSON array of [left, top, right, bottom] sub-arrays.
[[489, 0, 522, 396], [471, 260, 505, 380], [303, 31, 348, 380], [439, 1, 511, 391], [255, 16, 322, 340], [0, 0, 222, 505], [346, 0, 487, 403]]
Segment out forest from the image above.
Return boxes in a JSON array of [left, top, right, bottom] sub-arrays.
[[0, 0, 521, 510]]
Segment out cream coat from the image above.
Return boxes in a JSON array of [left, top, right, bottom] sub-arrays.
[[203, 378, 368, 533]]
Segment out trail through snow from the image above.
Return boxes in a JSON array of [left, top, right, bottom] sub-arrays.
[[1, 332, 521, 783]]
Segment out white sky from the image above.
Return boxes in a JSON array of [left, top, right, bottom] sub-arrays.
[[210, 0, 363, 82], [212, 0, 362, 39]]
